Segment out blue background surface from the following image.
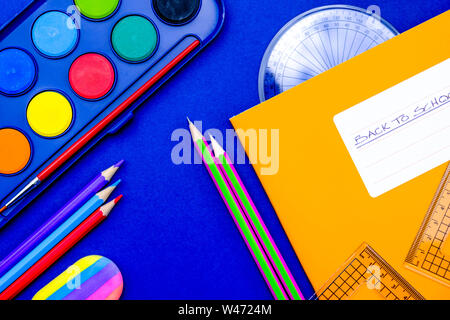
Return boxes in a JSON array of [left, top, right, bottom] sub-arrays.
[[0, 0, 448, 300]]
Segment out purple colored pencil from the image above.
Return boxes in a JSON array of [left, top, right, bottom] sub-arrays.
[[0, 160, 124, 277]]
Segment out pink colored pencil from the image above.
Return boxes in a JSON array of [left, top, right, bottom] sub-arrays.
[[188, 119, 288, 300], [210, 136, 304, 300]]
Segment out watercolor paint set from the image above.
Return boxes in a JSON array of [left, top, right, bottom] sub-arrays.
[[0, 0, 224, 227]]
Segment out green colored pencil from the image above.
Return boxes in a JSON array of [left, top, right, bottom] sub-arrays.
[[210, 136, 304, 300], [188, 119, 288, 300]]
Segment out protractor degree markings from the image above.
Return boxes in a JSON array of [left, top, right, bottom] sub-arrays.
[[344, 28, 358, 62], [282, 74, 310, 81], [350, 27, 381, 58], [352, 36, 366, 58], [299, 39, 328, 72], [326, 27, 346, 66], [283, 65, 315, 78], [285, 55, 320, 77], [316, 30, 334, 69], [302, 24, 330, 68], [356, 33, 380, 55], [361, 38, 377, 55], [323, 17, 392, 35], [259, 6, 398, 102], [281, 68, 313, 87], [349, 31, 379, 58], [302, 22, 346, 67], [335, 27, 340, 65], [325, 27, 337, 66], [352, 32, 371, 58], [292, 49, 325, 75], [340, 27, 350, 65], [304, 34, 331, 71]]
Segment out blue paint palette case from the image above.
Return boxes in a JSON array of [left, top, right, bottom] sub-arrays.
[[0, 0, 224, 227]]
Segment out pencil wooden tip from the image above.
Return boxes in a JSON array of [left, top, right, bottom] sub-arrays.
[[188, 120, 203, 142], [96, 180, 121, 201], [186, 117, 192, 125], [0, 206, 6, 214], [102, 161, 123, 181], [100, 196, 122, 217], [209, 135, 225, 157]]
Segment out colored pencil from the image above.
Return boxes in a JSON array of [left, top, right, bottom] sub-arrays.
[[209, 136, 304, 300], [0, 181, 120, 293], [0, 161, 123, 277], [188, 119, 288, 300], [0, 196, 122, 300], [0, 40, 200, 215]]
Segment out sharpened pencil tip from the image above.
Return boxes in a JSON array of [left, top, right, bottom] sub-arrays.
[[102, 160, 124, 181], [114, 160, 125, 168], [96, 180, 121, 201], [186, 117, 192, 125], [100, 196, 122, 217], [114, 195, 123, 203], [0, 206, 6, 214], [209, 135, 225, 157], [110, 179, 121, 188], [188, 119, 204, 142]]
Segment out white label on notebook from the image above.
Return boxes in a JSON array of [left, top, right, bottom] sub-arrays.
[[334, 58, 450, 198]]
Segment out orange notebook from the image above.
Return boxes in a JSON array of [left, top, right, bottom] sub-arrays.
[[230, 11, 450, 299]]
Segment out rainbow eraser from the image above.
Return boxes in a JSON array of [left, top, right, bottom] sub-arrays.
[[33, 255, 123, 300]]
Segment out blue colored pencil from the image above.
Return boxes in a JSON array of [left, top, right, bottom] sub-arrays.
[[0, 160, 123, 278], [0, 180, 120, 293]]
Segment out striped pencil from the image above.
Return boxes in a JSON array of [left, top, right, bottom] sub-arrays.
[[0, 160, 123, 278], [188, 119, 288, 300], [210, 136, 304, 300], [0, 196, 122, 300], [0, 181, 120, 293]]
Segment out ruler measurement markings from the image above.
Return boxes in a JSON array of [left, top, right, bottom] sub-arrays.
[[316, 243, 424, 300], [405, 164, 450, 286]]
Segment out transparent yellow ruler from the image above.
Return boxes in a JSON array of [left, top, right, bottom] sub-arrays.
[[405, 164, 450, 286], [315, 243, 424, 300]]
